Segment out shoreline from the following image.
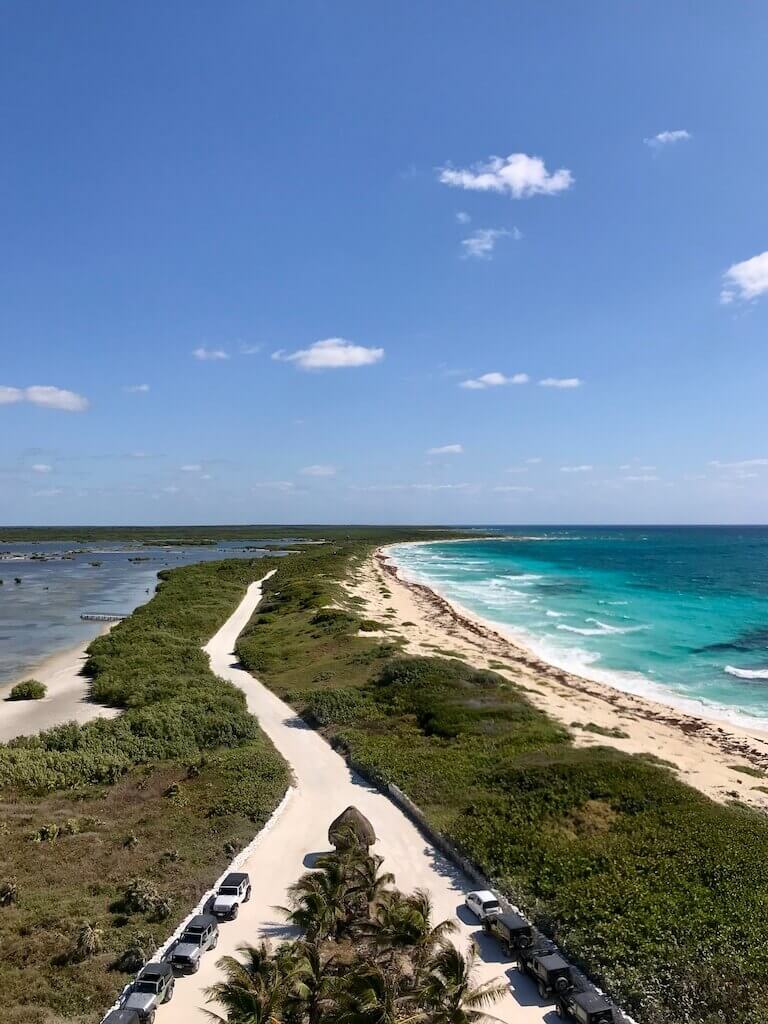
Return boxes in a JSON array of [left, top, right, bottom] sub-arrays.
[[0, 626, 118, 743], [344, 546, 768, 809]]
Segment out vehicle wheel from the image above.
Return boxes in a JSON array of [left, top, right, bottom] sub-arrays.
[[537, 981, 547, 999], [244, 886, 252, 902], [165, 982, 175, 1003], [192, 962, 200, 974], [482, 920, 491, 933], [231, 904, 239, 919], [555, 1004, 565, 1019], [211, 936, 218, 949], [147, 1012, 156, 1024]]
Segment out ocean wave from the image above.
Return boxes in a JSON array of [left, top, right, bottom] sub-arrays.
[[558, 618, 647, 637], [545, 609, 566, 617], [724, 665, 768, 681], [501, 573, 544, 582]]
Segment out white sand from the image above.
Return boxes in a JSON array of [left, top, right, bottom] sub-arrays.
[[344, 548, 768, 810], [158, 577, 552, 1024], [0, 632, 118, 743]]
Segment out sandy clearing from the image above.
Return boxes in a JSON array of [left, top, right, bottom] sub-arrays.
[[0, 634, 118, 743], [158, 577, 552, 1024], [345, 547, 768, 810]]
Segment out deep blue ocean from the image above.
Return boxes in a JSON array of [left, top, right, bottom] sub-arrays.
[[388, 527, 768, 727]]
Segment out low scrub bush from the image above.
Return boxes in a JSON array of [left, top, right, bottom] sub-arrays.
[[8, 679, 46, 701]]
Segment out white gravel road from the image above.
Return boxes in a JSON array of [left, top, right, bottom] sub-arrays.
[[156, 577, 555, 1024]]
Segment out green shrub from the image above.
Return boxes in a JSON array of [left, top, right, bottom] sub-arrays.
[[8, 679, 46, 701], [304, 687, 376, 727]]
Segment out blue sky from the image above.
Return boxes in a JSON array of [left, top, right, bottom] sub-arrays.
[[2, 1, 767, 525]]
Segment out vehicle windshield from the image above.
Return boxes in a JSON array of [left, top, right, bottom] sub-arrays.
[[483, 900, 500, 910], [136, 981, 159, 993], [219, 886, 239, 895]]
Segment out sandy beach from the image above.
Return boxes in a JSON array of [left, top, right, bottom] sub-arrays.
[[0, 630, 118, 743], [342, 547, 768, 811]]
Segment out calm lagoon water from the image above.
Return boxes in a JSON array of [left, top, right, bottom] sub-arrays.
[[389, 527, 768, 727], [0, 541, 278, 684]]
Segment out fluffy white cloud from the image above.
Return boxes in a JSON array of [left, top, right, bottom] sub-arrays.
[[560, 465, 593, 473], [0, 385, 89, 411], [124, 384, 150, 393], [427, 444, 463, 455], [644, 129, 691, 148], [720, 251, 768, 304], [456, 211, 471, 224], [273, 338, 384, 370], [31, 463, 52, 473], [539, 377, 582, 389], [193, 347, 229, 361], [439, 153, 573, 198], [461, 228, 510, 259], [180, 464, 202, 472], [301, 464, 337, 477], [460, 371, 529, 390]]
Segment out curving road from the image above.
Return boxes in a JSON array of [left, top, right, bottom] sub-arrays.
[[157, 577, 555, 1024]]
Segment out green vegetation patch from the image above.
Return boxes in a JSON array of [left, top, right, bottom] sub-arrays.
[[7, 679, 46, 701], [0, 557, 289, 1022]]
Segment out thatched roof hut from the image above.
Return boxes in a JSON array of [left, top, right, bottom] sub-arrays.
[[328, 806, 376, 849]]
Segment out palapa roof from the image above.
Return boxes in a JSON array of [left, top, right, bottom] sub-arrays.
[[328, 806, 376, 847]]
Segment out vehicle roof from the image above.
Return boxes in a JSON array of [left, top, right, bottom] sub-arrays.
[[469, 890, 498, 902], [221, 872, 249, 886], [538, 952, 571, 972], [104, 1011, 141, 1024], [497, 910, 530, 930], [573, 992, 612, 1012], [185, 913, 217, 929], [138, 961, 173, 979]]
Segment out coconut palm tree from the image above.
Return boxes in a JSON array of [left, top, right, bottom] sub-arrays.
[[332, 962, 423, 1024], [73, 920, 104, 961], [282, 858, 356, 939], [368, 889, 457, 970], [205, 941, 289, 1024], [419, 944, 507, 1024], [350, 853, 396, 911], [280, 939, 339, 1024]]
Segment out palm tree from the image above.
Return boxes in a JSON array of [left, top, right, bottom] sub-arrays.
[[368, 889, 457, 970], [282, 858, 356, 939], [280, 939, 338, 1024], [350, 853, 396, 911], [72, 921, 104, 961], [333, 962, 423, 1024], [205, 941, 288, 1024], [419, 944, 507, 1024]]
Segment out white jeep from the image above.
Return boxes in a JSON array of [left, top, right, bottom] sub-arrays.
[[212, 871, 252, 920]]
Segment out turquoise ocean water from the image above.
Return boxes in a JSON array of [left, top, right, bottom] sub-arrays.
[[388, 527, 768, 728]]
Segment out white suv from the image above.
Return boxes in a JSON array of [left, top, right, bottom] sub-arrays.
[[465, 889, 502, 921], [212, 871, 252, 920]]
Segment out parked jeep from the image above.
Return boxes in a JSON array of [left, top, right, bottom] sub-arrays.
[[483, 909, 533, 954], [122, 961, 175, 1021], [168, 913, 219, 972], [212, 871, 252, 920], [518, 940, 574, 1000], [556, 990, 615, 1023], [103, 1012, 141, 1024]]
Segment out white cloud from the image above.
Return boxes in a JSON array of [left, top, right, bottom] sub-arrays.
[[239, 343, 261, 355], [644, 129, 691, 149], [526, 457, 542, 464], [461, 228, 509, 260], [180, 464, 202, 472], [560, 465, 593, 473], [301, 464, 337, 477], [493, 485, 533, 493], [352, 482, 470, 493], [273, 338, 384, 370], [427, 444, 463, 455], [129, 451, 151, 459], [252, 480, 295, 491], [31, 463, 52, 473], [710, 458, 768, 470], [124, 384, 150, 393], [720, 251, 768, 304], [0, 385, 89, 411], [193, 347, 229, 361], [622, 474, 659, 482], [32, 487, 63, 497], [439, 153, 573, 198], [456, 211, 471, 224], [539, 377, 582, 389], [460, 371, 529, 390]]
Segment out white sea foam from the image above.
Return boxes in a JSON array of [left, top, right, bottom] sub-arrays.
[[545, 609, 566, 617], [558, 618, 646, 637], [725, 665, 768, 681]]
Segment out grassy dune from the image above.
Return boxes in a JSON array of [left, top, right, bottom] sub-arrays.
[[236, 540, 768, 1024], [0, 558, 289, 1024]]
